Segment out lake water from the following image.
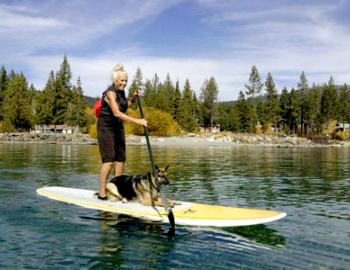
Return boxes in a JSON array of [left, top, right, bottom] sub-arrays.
[[0, 143, 349, 269]]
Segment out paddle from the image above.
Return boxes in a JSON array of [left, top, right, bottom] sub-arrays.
[[136, 95, 175, 231]]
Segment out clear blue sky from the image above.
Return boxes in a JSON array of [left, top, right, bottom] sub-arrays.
[[1, 0, 350, 101]]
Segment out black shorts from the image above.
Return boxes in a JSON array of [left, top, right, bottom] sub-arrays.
[[97, 116, 126, 163]]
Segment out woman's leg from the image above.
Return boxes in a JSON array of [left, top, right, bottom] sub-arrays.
[[114, 161, 124, 176], [99, 162, 113, 197]]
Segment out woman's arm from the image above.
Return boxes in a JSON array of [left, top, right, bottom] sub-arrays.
[[105, 91, 147, 126]]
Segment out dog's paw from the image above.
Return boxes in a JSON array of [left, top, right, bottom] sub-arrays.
[[121, 198, 128, 203]]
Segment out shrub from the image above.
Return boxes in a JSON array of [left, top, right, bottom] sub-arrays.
[[333, 131, 350, 140], [125, 108, 180, 136], [88, 123, 97, 139], [0, 120, 16, 133]]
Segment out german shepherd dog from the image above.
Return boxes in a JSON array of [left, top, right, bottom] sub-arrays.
[[105, 165, 172, 206]]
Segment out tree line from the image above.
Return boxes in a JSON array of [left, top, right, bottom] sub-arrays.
[[0, 55, 87, 132], [216, 66, 350, 135], [1, 56, 349, 136]]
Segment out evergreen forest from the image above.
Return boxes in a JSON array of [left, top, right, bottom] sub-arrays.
[[1, 56, 350, 137]]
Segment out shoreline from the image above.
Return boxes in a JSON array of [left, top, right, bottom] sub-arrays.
[[0, 132, 349, 148]]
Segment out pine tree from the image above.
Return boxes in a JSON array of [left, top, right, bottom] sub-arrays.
[[128, 67, 143, 107], [264, 72, 280, 131], [256, 98, 269, 131], [54, 55, 73, 124], [66, 77, 87, 127], [52, 71, 69, 124], [245, 65, 263, 101], [58, 54, 72, 92], [192, 91, 200, 125], [320, 77, 337, 124], [305, 84, 321, 134], [336, 84, 350, 128], [36, 71, 55, 125], [217, 102, 239, 131], [143, 75, 158, 107], [200, 77, 218, 129], [0, 66, 8, 121], [234, 91, 255, 132], [156, 74, 174, 113], [159, 73, 175, 113], [178, 79, 197, 132], [279, 87, 290, 133], [2, 72, 33, 131], [171, 80, 182, 120], [297, 71, 309, 134], [289, 89, 301, 133]]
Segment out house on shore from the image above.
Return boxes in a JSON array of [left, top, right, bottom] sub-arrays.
[[33, 125, 80, 134], [199, 124, 221, 133]]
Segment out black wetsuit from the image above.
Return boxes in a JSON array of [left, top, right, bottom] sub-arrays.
[[97, 85, 128, 163]]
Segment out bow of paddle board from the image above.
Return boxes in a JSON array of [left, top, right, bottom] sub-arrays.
[[37, 186, 286, 227]]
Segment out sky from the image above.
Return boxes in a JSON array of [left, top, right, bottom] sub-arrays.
[[1, 0, 350, 101]]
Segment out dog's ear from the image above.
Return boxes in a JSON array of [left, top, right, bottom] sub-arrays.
[[165, 164, 170, 171], [155, 164, 159, 172]]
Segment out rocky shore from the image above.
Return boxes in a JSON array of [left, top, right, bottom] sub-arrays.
[[0, 132, 97, 145], [1, 132, 349, 147]]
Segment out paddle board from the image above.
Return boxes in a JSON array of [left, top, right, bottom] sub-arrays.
[[37, 186, 286, 227]]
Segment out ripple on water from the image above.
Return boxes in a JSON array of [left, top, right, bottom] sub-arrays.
[[1, 143, 350, 269]]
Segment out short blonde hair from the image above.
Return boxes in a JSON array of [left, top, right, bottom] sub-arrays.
[[112, 64, 128, 83]]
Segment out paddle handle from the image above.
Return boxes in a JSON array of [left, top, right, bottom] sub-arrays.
[[136, 95, 175, 230], [136, 96, 157, 181]]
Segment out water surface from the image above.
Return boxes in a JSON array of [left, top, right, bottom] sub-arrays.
[[0, 143, 349, 269]]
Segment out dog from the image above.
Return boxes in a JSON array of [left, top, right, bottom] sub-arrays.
[[105, 165, 174, 207]]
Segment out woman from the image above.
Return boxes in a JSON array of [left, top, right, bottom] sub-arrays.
[[96, 64, 147, 200]]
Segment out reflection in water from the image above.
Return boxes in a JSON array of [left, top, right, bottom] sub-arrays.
[[223, 224, 286, 247], [81, 212, 285, 270], [84, 212, 179, 269]]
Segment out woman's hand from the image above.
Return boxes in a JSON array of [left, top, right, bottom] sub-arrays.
[[133, 89, 141, 97], [138, 118, 147, 127], [129, 90, 141, 106]]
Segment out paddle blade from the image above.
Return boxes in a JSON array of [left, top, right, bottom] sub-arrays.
[[167, 208, 175, 230]]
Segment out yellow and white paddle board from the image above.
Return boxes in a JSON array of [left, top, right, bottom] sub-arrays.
[[37, 186, 286, 227]]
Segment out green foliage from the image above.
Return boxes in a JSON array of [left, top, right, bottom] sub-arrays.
[[178, 79, 198, 132], [336, 84, 350, 125], [1, 72, 33, 131], [0, 66, 7, 121], [1, 59, 349, 137], [264, 73, 280, 127], [142, 78, 157, 107], [35, 56, 88, 128], [234, 91, 257, 132], [171, 80, 182, 121], [320, 78, 337, 124], [216, 102, 239, 131], [157, 73, 175, 113], [35, 71, 55, 125], [200, 77, 218, 128], [66, 77, 87, 126], [297, 71, 309, 134], [245, 65, 263, 99], [304, 85, 322, 134], [127, 67, 143, 110]]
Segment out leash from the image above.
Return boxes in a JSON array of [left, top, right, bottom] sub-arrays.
[[137, 95, 175, 231]]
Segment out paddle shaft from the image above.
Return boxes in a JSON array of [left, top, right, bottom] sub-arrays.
[[136, 96, 175, 229]]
